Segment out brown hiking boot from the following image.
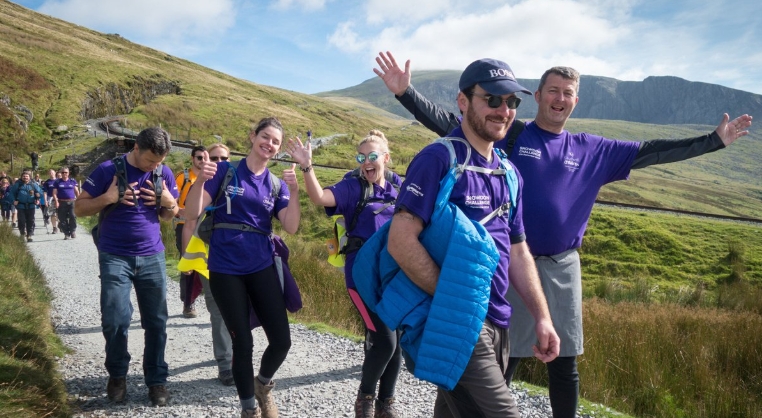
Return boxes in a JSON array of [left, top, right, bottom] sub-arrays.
[[254, 378, 279, 418], [241, 407, 262, 418], [148, 385, 170, 407], [355, 392, 375, 418], [106, 376, 126, 403], [375, 397, 401, 418], [183, 303, 197, 318]]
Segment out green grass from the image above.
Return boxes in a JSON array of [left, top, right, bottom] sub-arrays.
[[0, 223, 69, 418]]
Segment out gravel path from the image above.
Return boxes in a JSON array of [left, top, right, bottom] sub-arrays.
[[24, 210, 568, 417]]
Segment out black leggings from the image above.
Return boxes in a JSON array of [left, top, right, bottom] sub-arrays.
[[505, 356, 579, 418], [351, 292, 402, 400], [210, 266, 291, 401]]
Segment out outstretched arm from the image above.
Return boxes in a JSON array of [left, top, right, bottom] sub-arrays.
[[373, 51, 459, 137], [632, 114, 753, 169]]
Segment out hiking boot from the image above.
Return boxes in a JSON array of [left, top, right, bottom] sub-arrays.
[[52, 227, 57, 234], [11, 222, 15, 228], [148, 385, 170, 407], [26, 236, 32, 242], [106, 376, 127, 403], [218, 369, 235, 386], [242, 407, 262, 418], [375, 397, 401, 418], [355, 392, 375, 418], [183, 304, 197, 318], [254, 378, 279, 418], [70, 231, 76, 238], [64, 235, 69, 240]]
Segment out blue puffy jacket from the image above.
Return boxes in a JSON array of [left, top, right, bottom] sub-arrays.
[[10, 181, 42, 209], [353, 166, 499, 390]]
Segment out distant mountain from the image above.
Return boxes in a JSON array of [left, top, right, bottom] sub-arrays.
[[317, 71, 762, 125]]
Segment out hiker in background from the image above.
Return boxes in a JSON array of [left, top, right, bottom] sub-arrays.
[[43, 169, 59, 233], [10, 168, 43, 242], [53, 166, 80, 240], [34, 172, 49, 228], [1, 176, 12, 223], [74, 127, 179, 407], [375, 50, 753, 418], [183, 117, 301, 418], [176, 143, 235, 386], [287, 129, 404, 418], [207, 143, 231, 163], [176, 145, 206, 319]]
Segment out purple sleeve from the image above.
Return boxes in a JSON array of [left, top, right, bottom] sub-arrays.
[[162, 165, 179, 199], [394, 144, 450, 225], [273, 175, 290, 220], [82, 161, 116, 198]]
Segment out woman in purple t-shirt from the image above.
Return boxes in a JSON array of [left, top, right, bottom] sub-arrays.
[[184, 117, 301, 418], [287, 129, 403, 418]]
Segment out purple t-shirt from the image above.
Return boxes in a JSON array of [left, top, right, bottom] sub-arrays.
[[203, 159, 290, 275], [500, 122, 639, 256], [82, 157, 179, 256], [54, 178, 79, 200], [396, 128, 525, 328], [325, 175, 401, 289], [43, 179, 57, 198]]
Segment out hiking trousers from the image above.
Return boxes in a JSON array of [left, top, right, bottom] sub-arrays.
[[17, 206, 35, 237]]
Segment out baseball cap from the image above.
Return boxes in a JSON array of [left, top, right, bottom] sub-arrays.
[[459, 58, 531, 96]]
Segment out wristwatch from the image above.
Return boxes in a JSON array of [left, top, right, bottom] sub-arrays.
[[300, 164, 312, 173]]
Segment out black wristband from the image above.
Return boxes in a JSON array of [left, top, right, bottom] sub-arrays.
[[300, 165, 312, 173]]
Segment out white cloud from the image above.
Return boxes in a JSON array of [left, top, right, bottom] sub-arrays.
[[328, 21, 368, 53], [37, 0, 236, 55], [364, 0, 453, 25], [358, 0, 628, 79], [271, 0, 328, 11]]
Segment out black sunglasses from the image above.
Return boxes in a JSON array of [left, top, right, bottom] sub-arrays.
[[472, 93, 521, 110], [194, 155, 204, 161], [210, 156, 229, 162]]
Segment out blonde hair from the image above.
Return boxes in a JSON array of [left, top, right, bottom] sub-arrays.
[[207, 143, 230, 155], [358, 129, 390, 154]]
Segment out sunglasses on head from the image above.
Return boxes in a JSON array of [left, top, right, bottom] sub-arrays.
[[472, 93, 521, 110], [356, 151, 385, 164], [210, 156, 229, 162]]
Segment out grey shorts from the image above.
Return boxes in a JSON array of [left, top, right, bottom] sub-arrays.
[[506, 248, 583, 357]]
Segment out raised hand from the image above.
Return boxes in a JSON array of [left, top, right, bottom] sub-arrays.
[[716, 113, 753, 146], [286, 137, 311, 167], [373, 51, 411, 96], [197, 150, 217, 181]]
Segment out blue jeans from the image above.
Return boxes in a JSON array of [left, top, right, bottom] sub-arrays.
[[99, 251, 169, 387]]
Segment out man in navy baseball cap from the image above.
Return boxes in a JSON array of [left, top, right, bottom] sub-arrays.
[[459, 58, 531, 96]]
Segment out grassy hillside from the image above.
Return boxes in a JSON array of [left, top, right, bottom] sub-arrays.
[[0, 0, 434, 170]]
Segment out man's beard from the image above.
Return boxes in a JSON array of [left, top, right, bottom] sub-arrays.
[[465, 102, 511, 143]]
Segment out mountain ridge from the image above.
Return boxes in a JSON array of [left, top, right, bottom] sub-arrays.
[[317, 70, 762, 126]]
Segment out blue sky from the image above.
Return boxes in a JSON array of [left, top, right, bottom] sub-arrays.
[[11, 0, 762, 95]]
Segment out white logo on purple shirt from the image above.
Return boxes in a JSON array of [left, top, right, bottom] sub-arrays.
[[226, 185, 244, 197], [517, 146, 542, 160], [564, 152, 580, 172], [406, 183, 424, 197], [465, 195, 490, 209]]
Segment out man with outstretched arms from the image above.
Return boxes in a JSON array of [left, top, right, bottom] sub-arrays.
[[74, 127, 179, 407], [375, 50, 753, 418], [387, 58, 560, 417]]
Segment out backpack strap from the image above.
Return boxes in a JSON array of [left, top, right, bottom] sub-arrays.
[[435, 137, 518, 224], [205, 160, 272, 236], [503, 119, 525, 158], [153, 164, 164, 203]]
